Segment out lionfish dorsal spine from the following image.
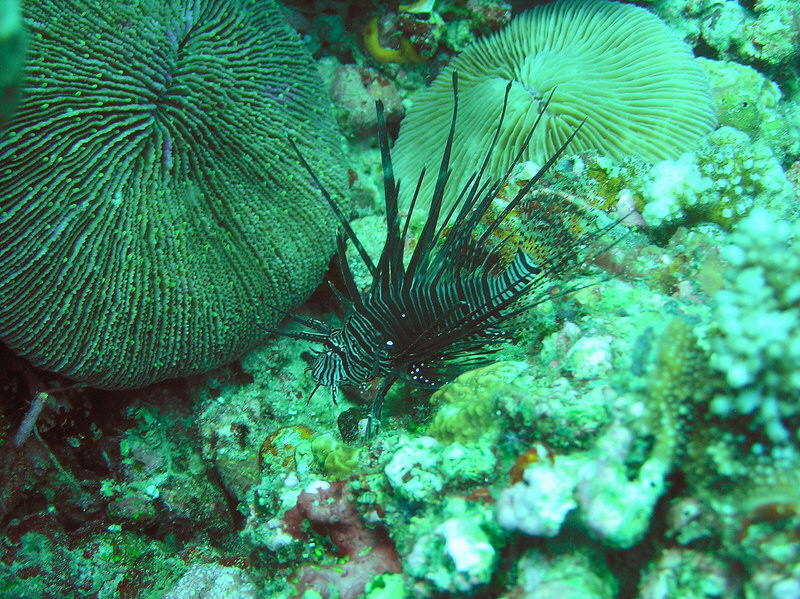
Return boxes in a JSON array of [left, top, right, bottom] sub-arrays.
[[286, 139, 376, 278], [402, 72, 461, 283]]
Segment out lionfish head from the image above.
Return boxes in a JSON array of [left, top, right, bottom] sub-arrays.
[[307, 329, 347, 404]]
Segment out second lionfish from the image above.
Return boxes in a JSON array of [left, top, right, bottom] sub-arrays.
[[286, 73, 610, 438]]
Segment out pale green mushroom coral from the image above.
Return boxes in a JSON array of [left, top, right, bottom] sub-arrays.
[[392, 0, 717, 216]]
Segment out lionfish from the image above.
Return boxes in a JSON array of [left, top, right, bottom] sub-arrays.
[[285, 72, 605, 438]]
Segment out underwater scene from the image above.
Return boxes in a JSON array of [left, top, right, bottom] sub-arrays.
[[1, 0, 800, 597]]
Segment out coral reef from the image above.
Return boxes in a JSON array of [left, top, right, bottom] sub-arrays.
[[1, 517, 184, 598], [426, 361, 523, 445], [653, 0, 800, 73], [497, 423, 673, 549], [465, 0, 512, 33], [384, 436, 496, 504], [405, 497, 500, 594], [497, 315, 703, 548], [106, 403, 234, 537], [4, 0, 800, 597]]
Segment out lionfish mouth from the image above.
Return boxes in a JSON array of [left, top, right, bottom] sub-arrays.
[[283, 71, 616, 440]]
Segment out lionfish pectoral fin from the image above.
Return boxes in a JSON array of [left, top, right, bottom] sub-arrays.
[[364, 373, 400, 441], [306, 381, 323, 404], [255, 317, 330, 344], [307, 380, 339, 406], [286, 311, 332, 336]]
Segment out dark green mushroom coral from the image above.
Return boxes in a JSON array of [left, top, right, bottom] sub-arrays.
[[0, 0, 347, 389]]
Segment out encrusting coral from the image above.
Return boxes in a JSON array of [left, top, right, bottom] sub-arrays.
[[0, 0, 346, 389]]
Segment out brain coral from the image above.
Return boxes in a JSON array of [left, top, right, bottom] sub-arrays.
[[392, 0, 717, 213], [0, 0, 346, 389]]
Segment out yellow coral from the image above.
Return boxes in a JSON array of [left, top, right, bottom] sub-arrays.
[[363, 16, 424, 64], [428, 362, 525, 444], [311, 433, 360, 480]]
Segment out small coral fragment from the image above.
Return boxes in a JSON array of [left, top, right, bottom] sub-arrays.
[[284, 480, 401, 599]]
